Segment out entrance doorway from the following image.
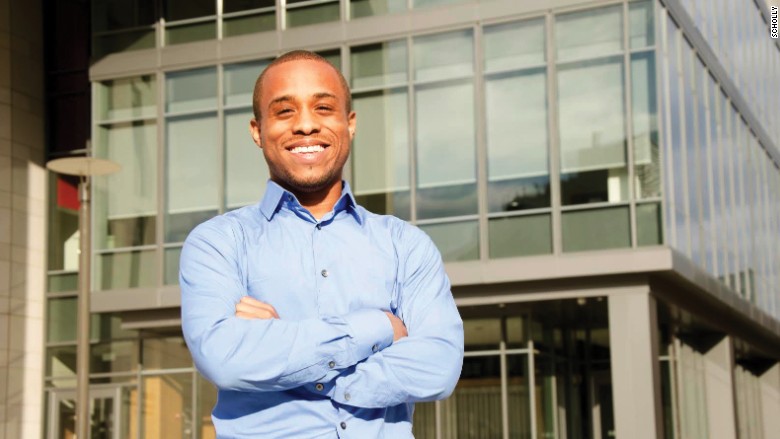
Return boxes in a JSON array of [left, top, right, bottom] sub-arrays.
[[48, 386, 131, 439]]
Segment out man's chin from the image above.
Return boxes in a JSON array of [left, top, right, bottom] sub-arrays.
[[279, 174, 340, 195]]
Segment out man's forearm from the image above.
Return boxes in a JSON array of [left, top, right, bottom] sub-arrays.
[[184, 302, 394, 392]]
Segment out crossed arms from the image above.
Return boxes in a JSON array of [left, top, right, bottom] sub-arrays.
[[235, 296, 409, 341], [180, 218, 464, 408]]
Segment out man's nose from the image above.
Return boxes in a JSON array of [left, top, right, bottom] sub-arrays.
[[293, 108, 320, 134]]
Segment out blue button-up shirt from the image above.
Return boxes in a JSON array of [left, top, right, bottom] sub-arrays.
[[180, 181, 464, 438]]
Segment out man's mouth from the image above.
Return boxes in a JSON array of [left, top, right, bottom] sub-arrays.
[[288, 144, 326, 154]]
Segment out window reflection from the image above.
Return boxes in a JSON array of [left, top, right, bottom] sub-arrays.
[[94, 76, 158, 254], [96, 122, 157, 249], [558, 57, 627, 205], [351, 0, 407, 19], [419, 221, 479, 262], [562, 207, 631, 252], [164, 0, 217, 45], [225, 108, 267, 209], [486, 69, 549, 212], [286, 0, 340, 28], [166, 68, 217, 113], [413, 30, 473, 82], [224, 60, 271, 107], [631, 51, 661, 199], [415, 81, 477, 219], [489, 214, 552, 258], [350, 41, 410, 218], [352, 89, 411, 218], [629, 0, 655, 49], [92, 0, 155, 56], [98, 76, 157, 121], [484, 18, 545, 72], [637, 202, 663, 246], [97, 250, 158, 289], [165, 247, 182, 285], [666, 15, 689, 254], [413, 0, 470, 9], [166, 115, 219, 242], [48, 174, 80, 278], [556, 6, 623, 62], [351, 41, 408, 89], [165, 68, 219, 243]]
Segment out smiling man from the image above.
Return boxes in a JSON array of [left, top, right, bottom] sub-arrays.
[[179, 50, 464, 438]]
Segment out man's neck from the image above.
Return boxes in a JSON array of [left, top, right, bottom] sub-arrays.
[[281, 180, 344, 221]]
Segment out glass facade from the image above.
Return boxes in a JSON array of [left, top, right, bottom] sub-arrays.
[[659, 3, 780, 317], [43, 0, 780, 437], [80, 0, 669, 287]]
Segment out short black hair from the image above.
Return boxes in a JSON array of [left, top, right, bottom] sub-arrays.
[[252, 50, 352, 120]]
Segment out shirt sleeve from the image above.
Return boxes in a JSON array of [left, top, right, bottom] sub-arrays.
[[180, 218, 394, 393], [329, 224, 465, 408]]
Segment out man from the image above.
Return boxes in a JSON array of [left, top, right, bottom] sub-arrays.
[[180, 50, 464, 438]]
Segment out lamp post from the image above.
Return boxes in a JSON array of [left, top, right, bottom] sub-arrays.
[[46, 157, 120, 439]]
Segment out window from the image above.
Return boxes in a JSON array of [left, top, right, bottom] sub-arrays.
[[484, 19, 549, 213], [94, 76, 159, 290], [224, 60, 271, 210], [223, 0, 276, 36], [91, 0, 156, 56], [556, 5, 623, 62], [558, 57, 627, 206], [164, 0, 217, 45], [413, 30, 477, 220], [350, 41, 411, 219], [350, 0, 407, 19], [164, 68, 219, 243], [286, 0, 340, 28]]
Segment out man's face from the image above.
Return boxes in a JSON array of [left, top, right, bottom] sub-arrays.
[[249, 59, 355, 194]]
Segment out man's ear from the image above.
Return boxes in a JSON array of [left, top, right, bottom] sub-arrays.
[[249, 118, 262, 148], [347, 111, 356, 141]]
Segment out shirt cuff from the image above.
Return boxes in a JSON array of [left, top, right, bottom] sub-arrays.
[[342, 309, 394, 365]]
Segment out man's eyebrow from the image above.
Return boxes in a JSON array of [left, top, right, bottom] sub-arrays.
[[268, 95, 294, 107], [268, 93, 338, 108], [313, 92, 337, 100]]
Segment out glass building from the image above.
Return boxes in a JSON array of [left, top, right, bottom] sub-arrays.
[[30, 0, 780, 438]]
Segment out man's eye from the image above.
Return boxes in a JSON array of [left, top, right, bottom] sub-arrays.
[[316, 105, 333, 111], [277, 108, 293, 115]]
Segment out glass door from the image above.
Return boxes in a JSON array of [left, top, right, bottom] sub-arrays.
[[49, 386, 127, 439]]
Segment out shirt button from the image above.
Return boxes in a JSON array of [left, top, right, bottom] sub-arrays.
[[372, 344, 378, 353], [340, 422, 347, 430], [344, 392, 351, 401], [321, 269, 329, 277], [315, 383, 324, 391], [328, 361, 336, 369]]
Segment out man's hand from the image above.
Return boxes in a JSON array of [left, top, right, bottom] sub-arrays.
[[235, 296, 280, 320], [385, 312, 407, 342]]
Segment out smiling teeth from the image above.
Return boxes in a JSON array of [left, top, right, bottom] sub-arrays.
[[290, 145, 325, 154]]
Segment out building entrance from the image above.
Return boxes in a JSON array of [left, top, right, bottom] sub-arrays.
[[48, 386, 131, 439], [414, 297, 613, 438]]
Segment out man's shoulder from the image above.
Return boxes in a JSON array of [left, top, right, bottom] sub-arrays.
[[355, 206, 434, 248], [185, 204, 264, 244]]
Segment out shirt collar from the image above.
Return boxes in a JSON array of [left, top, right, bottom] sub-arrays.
[[259, 180, 363, 225]]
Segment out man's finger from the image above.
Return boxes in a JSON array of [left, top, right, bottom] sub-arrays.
[[240, 296, 271, 306], [234, 306, 276, 320], [235, 301, 274, 316], [236, 299, 280, 319]]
